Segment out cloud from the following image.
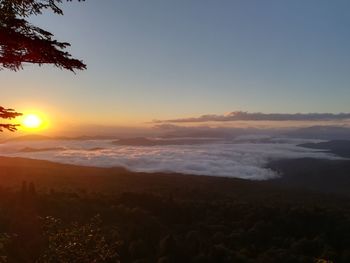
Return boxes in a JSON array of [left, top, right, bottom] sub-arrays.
[[153, 111, 350, 123], [0, 138, 343, 180]]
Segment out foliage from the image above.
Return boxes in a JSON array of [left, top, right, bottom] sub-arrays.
[[37, 215, 120, 263], [0, 161, 350, 262], [0, 233, 11, 263], [0, 106, 22, 132], [0, 0, 86, 72]]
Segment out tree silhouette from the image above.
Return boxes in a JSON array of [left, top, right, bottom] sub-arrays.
[[0, 0, 86, 71], [1, 0, 86, 131], [0, 106, 22, 132]]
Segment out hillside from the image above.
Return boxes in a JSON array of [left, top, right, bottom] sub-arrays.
[[300, 140, 350, 158], [0, 157, 349, 262]]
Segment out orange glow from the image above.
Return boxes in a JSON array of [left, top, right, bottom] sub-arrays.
[[20, 112, 48, 131]]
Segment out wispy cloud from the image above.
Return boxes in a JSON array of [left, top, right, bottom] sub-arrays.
[[153, 111, 350, 123]]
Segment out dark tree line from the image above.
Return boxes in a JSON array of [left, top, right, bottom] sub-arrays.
[[0, 177, 349, 263], [0, 158, 349, 262]]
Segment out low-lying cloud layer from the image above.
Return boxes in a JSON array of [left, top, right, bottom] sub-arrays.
[[0, 138, 342, 180], [154, 111, 350, 123]]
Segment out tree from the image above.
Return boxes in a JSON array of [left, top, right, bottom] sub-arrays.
[[0, 0, 86, 71], [0, 106, 22, 132], [0, 0, 86, 131], [37, 215, 120, 263]]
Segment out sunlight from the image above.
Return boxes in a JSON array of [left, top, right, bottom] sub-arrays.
[[22, 114, 43, 129]]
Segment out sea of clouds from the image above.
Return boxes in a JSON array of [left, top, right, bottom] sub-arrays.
[[0, 137, 344, 180]]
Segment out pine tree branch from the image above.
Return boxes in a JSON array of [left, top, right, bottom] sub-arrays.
[[0, 0, 86, 72]]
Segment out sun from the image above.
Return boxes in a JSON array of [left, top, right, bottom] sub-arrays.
[[22, 114, 43, 129]]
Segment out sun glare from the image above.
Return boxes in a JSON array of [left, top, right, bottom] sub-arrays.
[[22, 114, 43, 129]]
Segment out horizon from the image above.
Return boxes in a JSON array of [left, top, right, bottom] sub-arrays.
[[3, 117, 350, 138]]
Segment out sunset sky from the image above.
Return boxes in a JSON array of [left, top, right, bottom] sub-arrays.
[[2, 0, 350, 132]]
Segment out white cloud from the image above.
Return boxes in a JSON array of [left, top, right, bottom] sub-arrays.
[[0, 139, 343, 180]]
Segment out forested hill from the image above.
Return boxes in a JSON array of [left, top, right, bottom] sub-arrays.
[[267, 158, 350, 197], [0, 156, 349, 262], [299, 140, 350, 158]]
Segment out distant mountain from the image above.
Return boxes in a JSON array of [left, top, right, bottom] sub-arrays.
[[56, 135, 120, 140], [19, 147, 65, 153], [113, 137, 220, 146], [1, 134, 120, 144], [285, 126, 350, 140], [2, 134, 52, 143], [299, 140, 350, 158], [161, 127, 261, 139]]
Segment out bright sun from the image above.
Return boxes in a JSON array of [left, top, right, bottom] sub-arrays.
[[22, 114, 43, 129]]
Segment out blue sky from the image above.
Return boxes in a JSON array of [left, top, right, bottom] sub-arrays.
[[2, 0, 350, 127]]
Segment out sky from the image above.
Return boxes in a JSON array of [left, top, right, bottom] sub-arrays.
[[2, 0, 350, 133]]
